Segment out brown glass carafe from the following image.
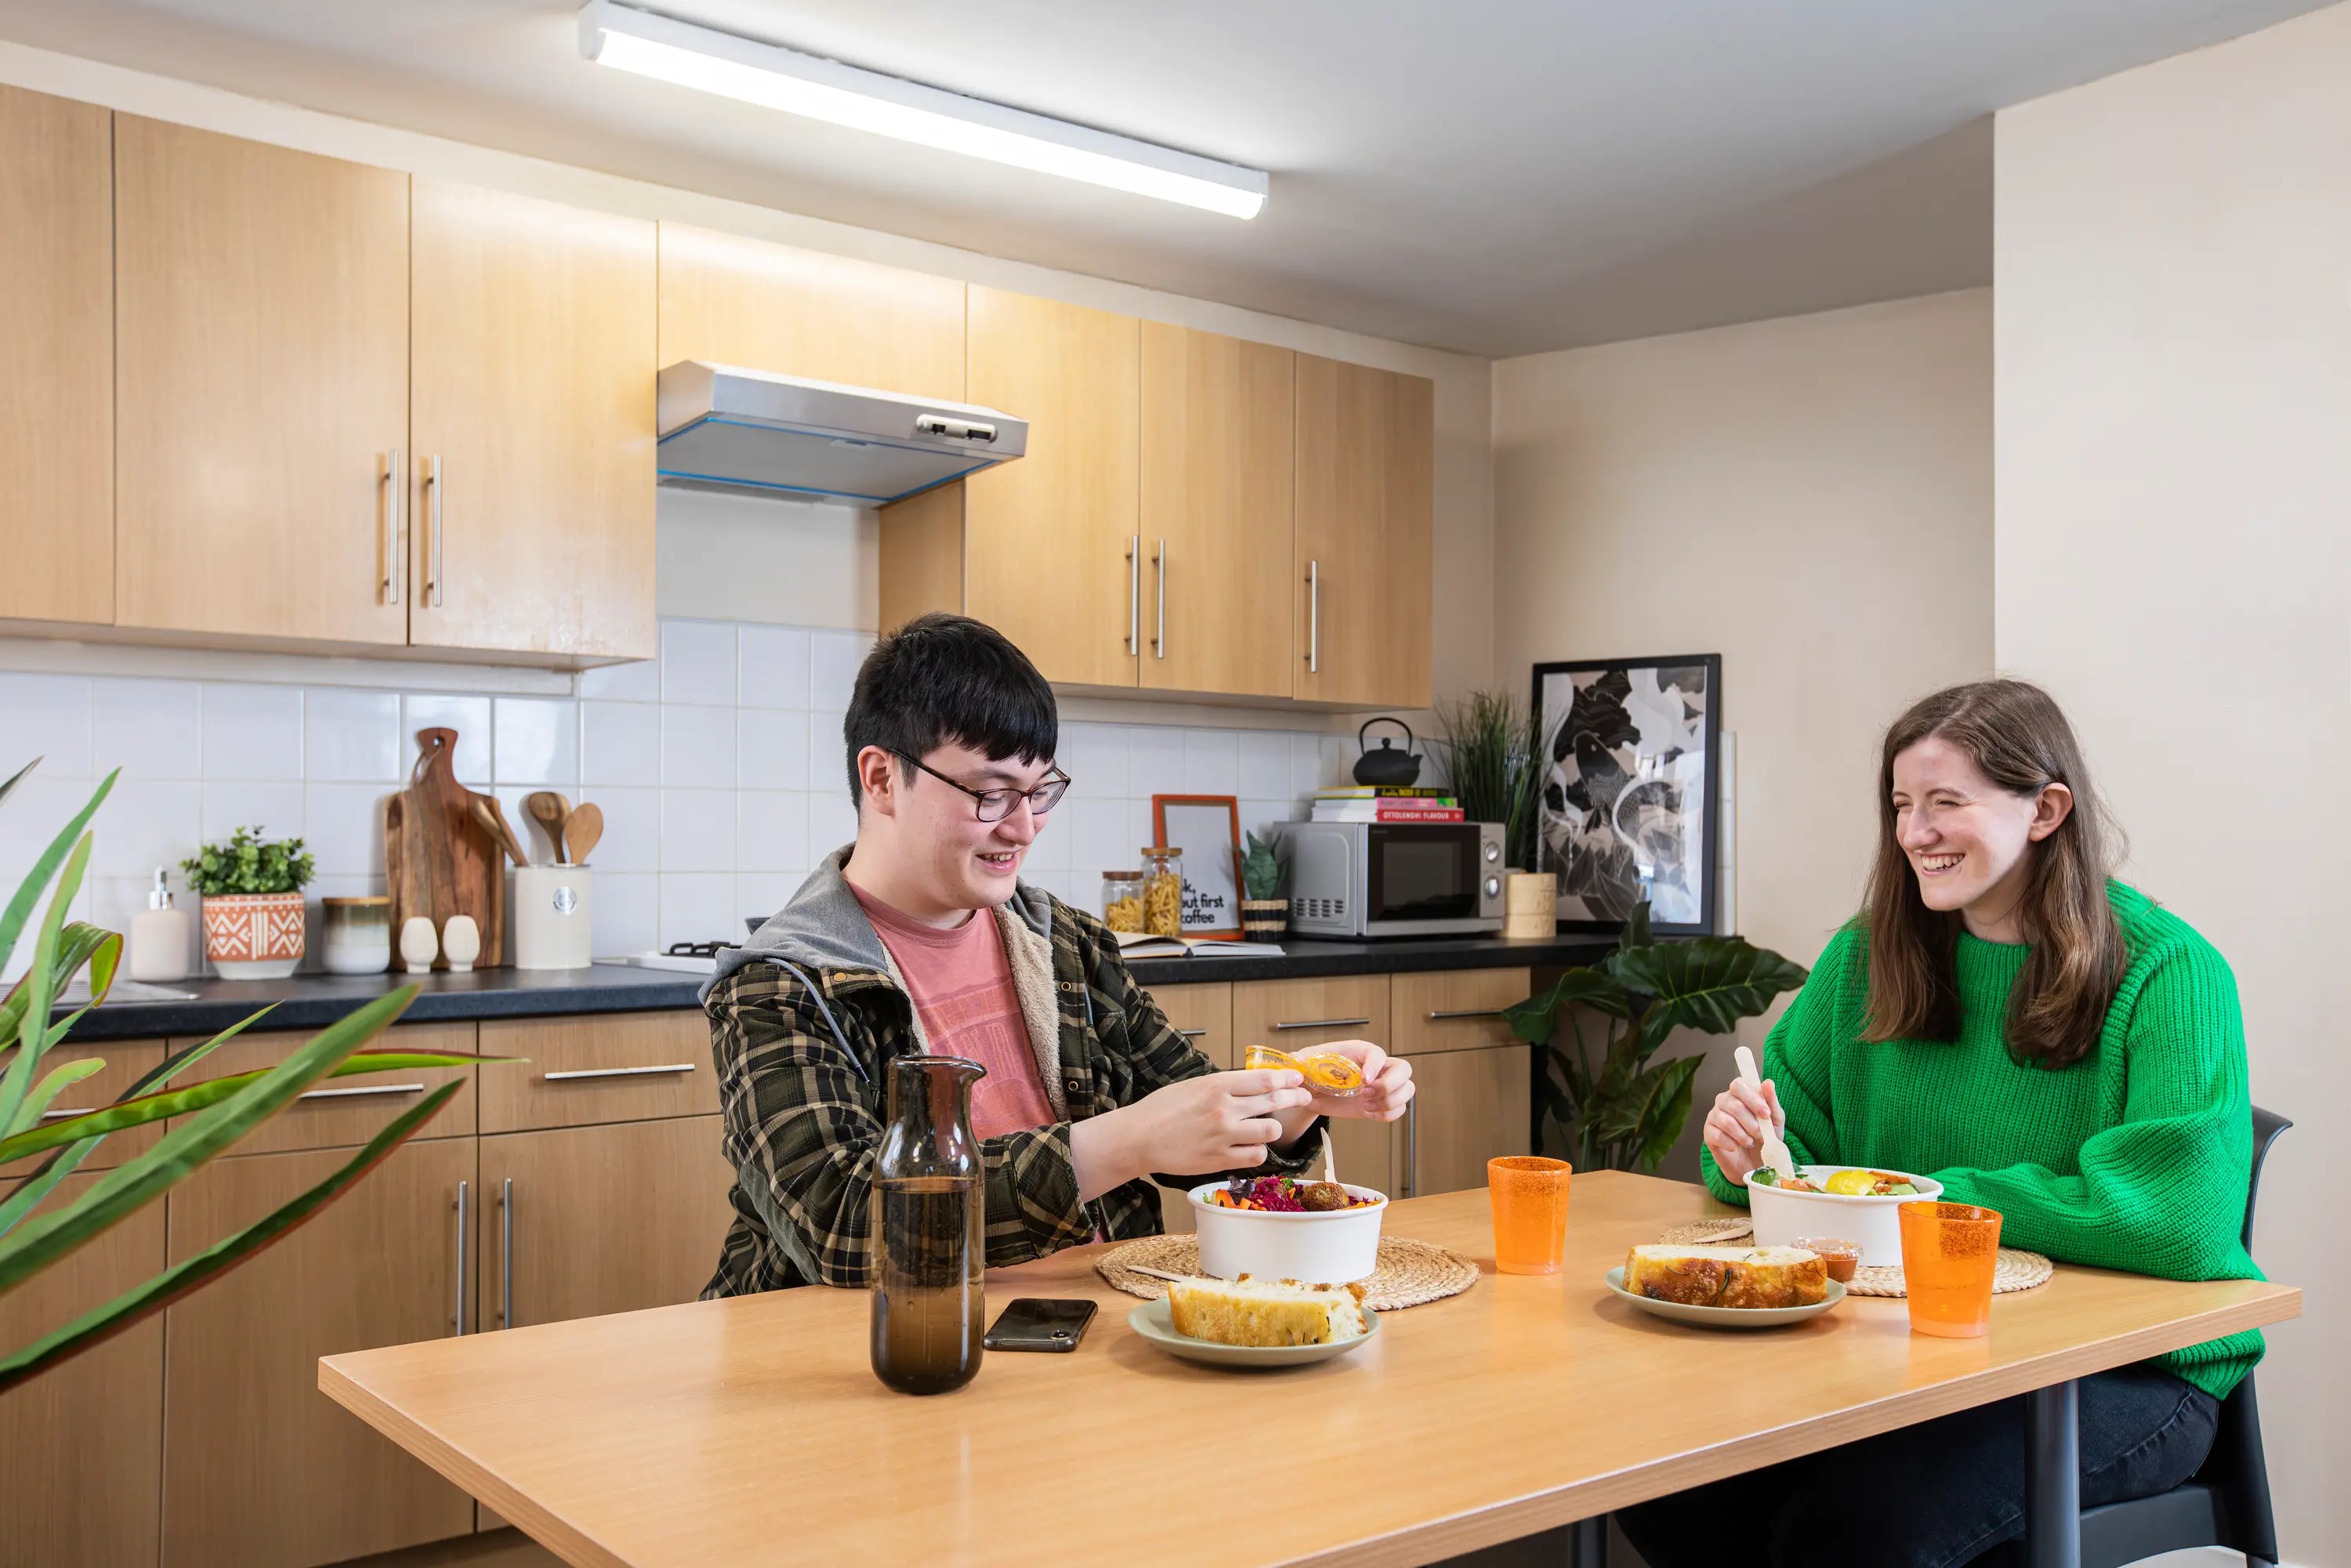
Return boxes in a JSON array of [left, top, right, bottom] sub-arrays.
[[870, 1055, 987, 1395]]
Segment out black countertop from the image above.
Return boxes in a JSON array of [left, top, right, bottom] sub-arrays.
[[60, 935, 1614, 1040]]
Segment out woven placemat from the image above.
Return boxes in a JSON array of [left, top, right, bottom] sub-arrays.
[[1095, 1234, 1479, 1311], [1652, 1219, 2052, 1298]]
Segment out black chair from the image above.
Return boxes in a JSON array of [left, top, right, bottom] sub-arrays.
[[1975, 1104, 2291, 1568]]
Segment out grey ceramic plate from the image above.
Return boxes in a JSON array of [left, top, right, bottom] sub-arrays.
[[1603, 1267, 1846, 1329], [1126, 1297, 1381, 1367]]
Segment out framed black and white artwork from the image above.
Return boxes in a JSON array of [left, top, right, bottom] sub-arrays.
[[1531, 654, 1721, 936]]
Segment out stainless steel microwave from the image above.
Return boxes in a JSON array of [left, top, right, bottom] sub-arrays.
[[1277, 821, 1507, 938]]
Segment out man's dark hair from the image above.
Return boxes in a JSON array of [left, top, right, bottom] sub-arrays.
[[842, 613, 1057, 804]]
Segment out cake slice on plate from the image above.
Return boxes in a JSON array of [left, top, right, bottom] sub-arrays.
[[1166, 1274, 1369, 1345]]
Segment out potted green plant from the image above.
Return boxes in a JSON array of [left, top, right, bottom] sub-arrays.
[[182, 825, 316, 979], [1, 759, 500, 1393], [1436, 690, 1562, 934], [1240, 831, 1287, 936], [1502, 902, 1808, 1171]]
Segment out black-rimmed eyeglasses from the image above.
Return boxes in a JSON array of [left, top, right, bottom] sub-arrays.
[[893, 751, 1070, 822]]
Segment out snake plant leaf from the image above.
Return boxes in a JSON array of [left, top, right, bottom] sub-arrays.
[[7, 1056, 107, 1139], [0, 770, 117, 1026], [0, 1078, 461, 1394], [0, 1045, 514, 1168], [0, 987, 414, 1299], [1502, 967, 1632, 1045], [1607, 936, 1809, 1037], [0, 828, 96, 1138]]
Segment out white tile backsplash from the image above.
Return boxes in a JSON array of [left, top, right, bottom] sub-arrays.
[[198, 684, 302, 780], [0, 614, 1334, 974], [92, 678, 201, 780]]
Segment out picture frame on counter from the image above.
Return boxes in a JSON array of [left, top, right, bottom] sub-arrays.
[[1150, 795, 1245, 940], [1532, 654, 1721, 937]]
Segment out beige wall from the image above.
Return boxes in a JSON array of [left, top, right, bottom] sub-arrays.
[[1491, 290, 1994, 1177], [1997, 4, 2350, 1556], [0, 38, 1493, 715]]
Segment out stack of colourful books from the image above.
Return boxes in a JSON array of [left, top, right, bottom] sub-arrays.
[[1308, 785, 1465, 823]]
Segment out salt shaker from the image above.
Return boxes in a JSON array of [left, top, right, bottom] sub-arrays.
[[440, 915, 481, 973], [398, 916, 438, 974]]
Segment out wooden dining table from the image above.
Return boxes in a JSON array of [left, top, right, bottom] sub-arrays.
[[320, 1171, 2299, 1568]]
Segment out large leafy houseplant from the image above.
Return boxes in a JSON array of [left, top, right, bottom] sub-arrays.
[[1502, 902, 1808, 1171], [0, 759, 502, 1392], [1434, 690, 1555, 871]]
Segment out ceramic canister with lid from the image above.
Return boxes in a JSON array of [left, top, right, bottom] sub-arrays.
[[320, 896, 392, 975]]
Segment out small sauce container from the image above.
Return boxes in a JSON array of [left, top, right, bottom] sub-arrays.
[[1794, 1237, 1864, 1283]]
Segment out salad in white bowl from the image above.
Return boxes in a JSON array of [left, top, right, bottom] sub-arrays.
[[1745, 1164, 1945, 1267]]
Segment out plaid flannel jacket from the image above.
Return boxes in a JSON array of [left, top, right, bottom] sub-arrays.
[[699, 856, 1317, 1295]]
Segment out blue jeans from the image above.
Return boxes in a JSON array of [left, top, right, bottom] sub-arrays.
[[1616, 1364, 2219, 1568]]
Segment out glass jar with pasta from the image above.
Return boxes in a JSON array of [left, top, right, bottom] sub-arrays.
[[1139, 846, 1184, 937], [1100, 870, 1145, 932]]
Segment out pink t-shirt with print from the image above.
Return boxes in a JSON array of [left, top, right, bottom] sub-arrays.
[[849, 885, 1056, 1139]]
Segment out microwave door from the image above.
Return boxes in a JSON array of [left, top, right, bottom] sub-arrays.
[[1365, 826, 1479, 922]]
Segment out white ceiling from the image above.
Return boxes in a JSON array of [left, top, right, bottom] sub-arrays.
[[0, 0, 2331, 357]]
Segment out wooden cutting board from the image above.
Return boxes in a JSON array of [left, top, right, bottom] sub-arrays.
[[385, 726, 505, 969]]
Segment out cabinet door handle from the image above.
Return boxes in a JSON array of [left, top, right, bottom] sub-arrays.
[[1404, 1096, 1418, 1198], [299, 1082, 426, 1101], [498, 1177, 514, 1331], [39, 1106, 97, 1121], [1152, 538, 1166, 659], [1271, 1016, 1371, 1031], [1425, 1008, 1508, 1021], [425, 454, 445, 609], [1304, 559, 1320, 673], [1126, 534, 1140, 655], [382, 447, 402, 606], [541, 1063, 696, 1081], [452, 1179, 469, 1335], [1175, 1027, 1208, 1038]]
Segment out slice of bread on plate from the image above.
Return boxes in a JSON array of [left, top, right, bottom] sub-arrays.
[[1167, 1274, 1369, 1346], [1623, 1244, 1828, 1309]]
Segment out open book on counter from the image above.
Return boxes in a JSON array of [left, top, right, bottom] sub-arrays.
[[1111, 931, 1289, 958]]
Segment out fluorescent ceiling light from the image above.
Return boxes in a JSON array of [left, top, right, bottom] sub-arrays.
[[577, 1, 1268, 219]]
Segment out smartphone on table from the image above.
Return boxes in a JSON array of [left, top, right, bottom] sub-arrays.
[[983, 1298, 1098, 1352]]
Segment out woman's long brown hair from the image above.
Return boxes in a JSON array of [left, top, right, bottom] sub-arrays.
[[1861, 680, 2125, 1068]]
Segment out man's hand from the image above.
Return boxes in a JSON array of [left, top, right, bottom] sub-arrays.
[[1293, 1039, 1414, 1124], [1069, 1069, 1313, 1201]]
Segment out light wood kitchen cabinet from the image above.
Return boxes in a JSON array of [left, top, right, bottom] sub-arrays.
[[1231, 976, 1392, 1199], [1142, 982, 1233, 1233], [478, 1010, 717, 1132], [163, 1020, 476, 1157], [477, 1115, 734, 1330], [162, 1137, 478, 1568], [657, 222, 965, 400], [1294, 354, 1435, 708], [0, 85, 112, 628], [1389, 969, 1531, 1056], [959, 287, 1141, 686], [409, 180, 657, 661], [114, 116, 411, 646], [1397, 1044, 1531, 1199], [1138, 324, 1295, 697], [0, 1173, 164, 1568]]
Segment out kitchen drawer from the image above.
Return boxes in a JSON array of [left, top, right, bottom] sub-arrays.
[[165, 1022, 476, 1156], [1230, 975, 1389, 1056], [1389, 969, 1531, 1056], [479, 1010, 716, 1133], [3, 1039, 167, 1176], [1143, 981, 1233, 1070]]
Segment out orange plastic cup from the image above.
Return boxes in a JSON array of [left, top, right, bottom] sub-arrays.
[[1898, 1200, 2003, 1338], [1488, 1156, 1573, 1274]]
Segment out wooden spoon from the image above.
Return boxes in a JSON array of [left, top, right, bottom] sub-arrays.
[[524, 791, 572, 863], [563, 801, 604, 866], [469, 796, 531, 867]]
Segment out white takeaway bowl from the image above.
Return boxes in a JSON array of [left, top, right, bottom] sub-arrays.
[[1188, 1182, 1388, 1286], [1745, 1164, 1943, 1269]]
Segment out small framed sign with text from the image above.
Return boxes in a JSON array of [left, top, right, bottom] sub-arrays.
[[1150, 795, 1244, 940]]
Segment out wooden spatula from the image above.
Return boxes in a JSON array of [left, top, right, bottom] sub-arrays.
[[1734, 1045, 1796, 1185], [525, 791, 572, 863], [563, 802, 603, 866], [470, 796, 531, 867]]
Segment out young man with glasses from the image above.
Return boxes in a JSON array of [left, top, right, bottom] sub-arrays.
[[699, 612, 1413, 1294]]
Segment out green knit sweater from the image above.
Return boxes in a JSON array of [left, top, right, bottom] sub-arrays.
[[1700, 882, 2262, 1400]]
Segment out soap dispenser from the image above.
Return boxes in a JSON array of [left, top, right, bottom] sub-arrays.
[[129, 867, 192, 983]]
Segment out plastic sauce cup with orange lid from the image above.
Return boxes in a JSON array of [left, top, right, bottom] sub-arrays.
[[1793, 1237, 1864, 1283]]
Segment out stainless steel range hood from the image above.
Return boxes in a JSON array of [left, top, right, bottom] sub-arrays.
[[656, 361, 1027, 505]]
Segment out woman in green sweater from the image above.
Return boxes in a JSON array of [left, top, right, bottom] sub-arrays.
[[1619, 679, 2259, 1568]]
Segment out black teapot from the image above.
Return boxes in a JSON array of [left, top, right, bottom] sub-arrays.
[[1353, 716, 1423, 787]]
